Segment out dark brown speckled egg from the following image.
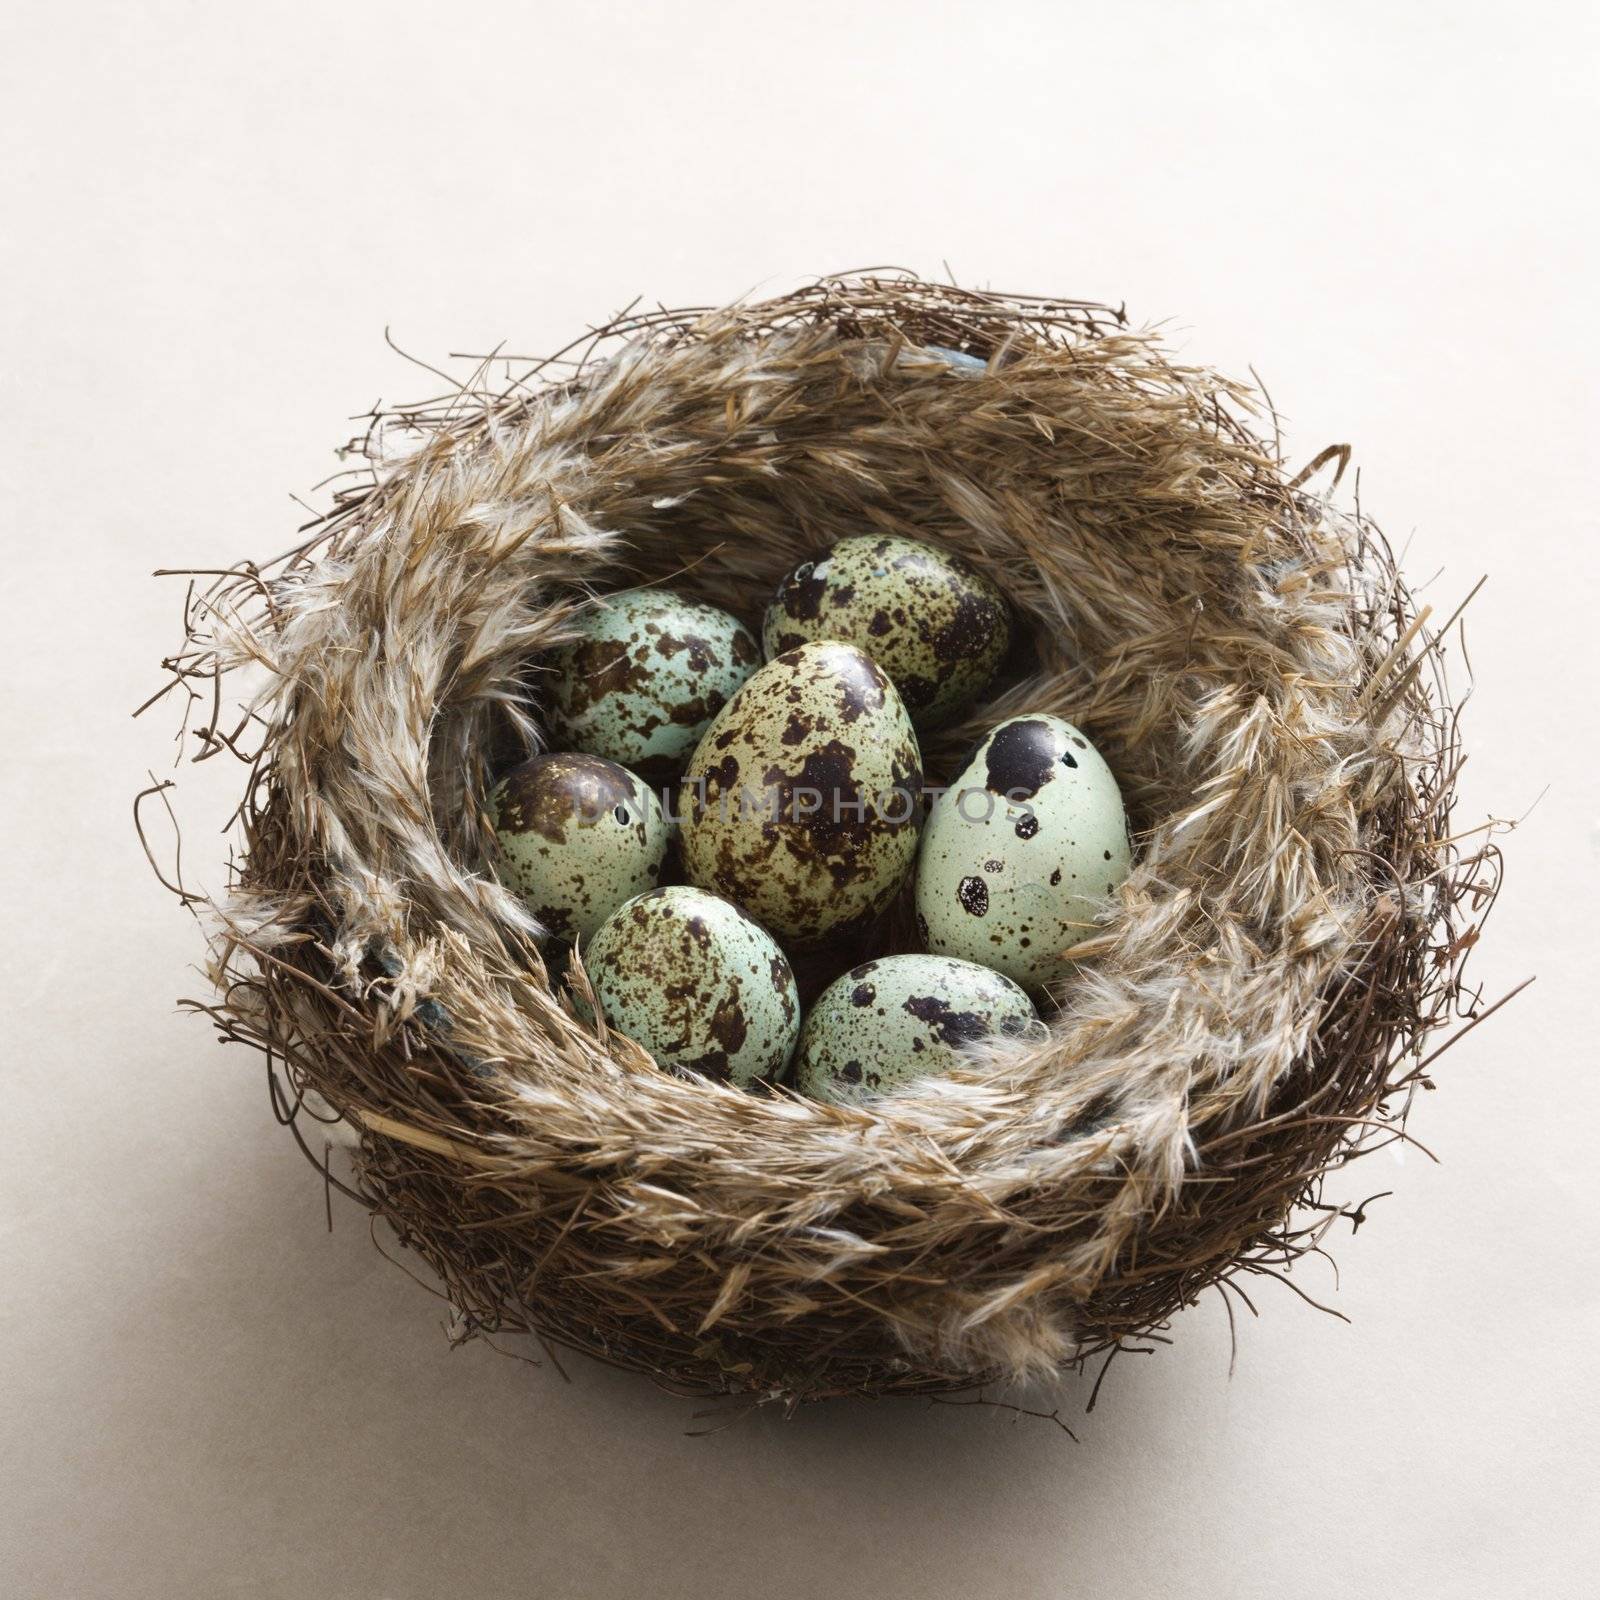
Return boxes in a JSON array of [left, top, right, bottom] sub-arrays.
[[794, 954, 1040, 1104], [916, 714, 1132, 989], [492, 753, 668, 943], [678, 641, 922, 949], [762, 535, 1011, 729], [546, 589, 761, 784], [580, 886, 799, 1088]]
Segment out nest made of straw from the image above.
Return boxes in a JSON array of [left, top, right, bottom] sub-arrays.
[[143, 272, 1500, 1409]]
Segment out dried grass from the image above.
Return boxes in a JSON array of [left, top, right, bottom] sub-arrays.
[[139, 270, 1504, 1409]]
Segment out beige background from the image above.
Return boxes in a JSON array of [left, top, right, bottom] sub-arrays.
[[3, 3, 1597, 1596]]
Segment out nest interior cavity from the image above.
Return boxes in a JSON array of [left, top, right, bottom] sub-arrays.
[[144, 272, 1498, 1407]]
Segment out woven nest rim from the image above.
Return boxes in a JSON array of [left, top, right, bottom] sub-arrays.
[[141, 270, 1504, 1410]]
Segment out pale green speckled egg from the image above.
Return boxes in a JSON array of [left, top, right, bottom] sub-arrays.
[[492, 753, 669, 943], [916, 714, 1132, 990], [679, 640, 923, 948], [794, 954, 1040, 1104], [762, 535, 1011, 729], [581, 886, 800, 1088], [546, 589, 761, 784]]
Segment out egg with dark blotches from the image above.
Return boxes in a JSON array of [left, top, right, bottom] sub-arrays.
[[580, 886, 799, 1088], [679, 640, 922, 948], [492, 753, 669, 943], [794, 954, 1040, 1104], [916, 714, 1132, 989], [546, 589, 761, 784], [761, 535, 1012, 729]]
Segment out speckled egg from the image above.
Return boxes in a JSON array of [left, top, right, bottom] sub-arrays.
[[794, 954, 1040, 1104], [916, 714, 1132, 990], [762, 535, 1012, 729], [580, 886, 799, 1087], [492, 753, 669, 943], [546, 589, 761, 784], [679, 640, 922, 948]]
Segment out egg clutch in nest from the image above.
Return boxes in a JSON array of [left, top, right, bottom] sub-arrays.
[[142, 271, 1504, 1413]]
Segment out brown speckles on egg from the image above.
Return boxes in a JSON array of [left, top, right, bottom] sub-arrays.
[[931, 589, 1003, 671], [546, 589, 760, 782], [581, 886, 798, 1087], [653, 630, 719, 673], [983, 718, 1059, 801], [759, 536, 1011, 729], [916, 714, 1134, 989], [492, 754, 669, 943], [680, 641, 922, 948], [769, 954, 799, 1023], [562, 638, 648, 711], [666, 693, 715, 727], [956, 875, 989, 916], [794, 955, 1039, 1103], [902, 992, 990, 1046], [692, 983, 749, 1077], [704, 752, 741, 794], [532, 902, 574, 939], [495, 752, 636, 845], [835, 664, 885, 724]]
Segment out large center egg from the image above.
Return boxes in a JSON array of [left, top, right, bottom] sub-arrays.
[[580, 886, 799, 1087], [492, 753, 669, 943], [545, 588, 761, 784], [916, 714, 1132, 990], [762, 535, 1011, 728], [679, 640, 922, 948]]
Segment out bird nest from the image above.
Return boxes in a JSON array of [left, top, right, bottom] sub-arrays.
[[142, 271, 1502, 1412]]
